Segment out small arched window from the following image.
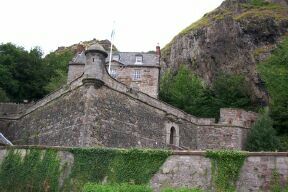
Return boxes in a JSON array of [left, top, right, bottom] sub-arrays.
[[169, 127, 176, 145]]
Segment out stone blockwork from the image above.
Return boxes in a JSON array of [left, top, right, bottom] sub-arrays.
[[108, 61, 160, 98], [219, 108, 258, 128], [0, 103, 32, 116], [0, 147, 286, 192], [151, 151, 288, 192], [0, 43, 258, 150]]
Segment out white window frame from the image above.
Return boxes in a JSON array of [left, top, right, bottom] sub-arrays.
[[133, 70, 141, 80], [135, 56, 143, 64]]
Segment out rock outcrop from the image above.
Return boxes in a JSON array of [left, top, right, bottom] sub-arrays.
[[161, 0, 288, 103], [55, 39, 117, 54]]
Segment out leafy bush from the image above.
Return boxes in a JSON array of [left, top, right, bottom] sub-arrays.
[[0, 43, 73, 102], [64, 148, 170, 191], [162, 188, 203, 192], [0, 87, 9, 102], [249, 0, 269, 6], [212, 73, 253, 111], [0, 43, 49, 102], [279, 135, 288, 151], [257, 37, 288, 134], [159, 65, 254, 119], [245, 109, 281, 151], [0, 149, 60, 192], [43, 50, 73, 92], [83, 183, 152, 192], [206, 150, 247, 192]]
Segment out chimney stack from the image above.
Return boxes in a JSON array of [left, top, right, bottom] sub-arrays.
[[156, 44, 161, 57], [156, 44, 161, 64]]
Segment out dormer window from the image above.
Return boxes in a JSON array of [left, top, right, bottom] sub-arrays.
[[112, 54, 120, 61], [135, 55, 143, 64]]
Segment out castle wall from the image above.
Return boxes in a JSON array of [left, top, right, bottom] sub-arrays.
[[0, 103, 31, 116], [0, 44, 257, 149], [7, 86, 88, 146], [67, 64, 84, 83], [0, 74, 255, 149], [0, 147, 286, 192], [108, 61, 160, 98], [196, 125, 249, 150], [151, 151, 288, 192], [81, 85, 198, 149]]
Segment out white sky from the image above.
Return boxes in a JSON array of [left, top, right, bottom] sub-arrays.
[[0, 0, 224, 54]]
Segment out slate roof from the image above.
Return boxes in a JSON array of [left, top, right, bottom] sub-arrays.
[[0, 133, 13, 146], [106, 52, 159, 66], [71, 51, 86, 64]]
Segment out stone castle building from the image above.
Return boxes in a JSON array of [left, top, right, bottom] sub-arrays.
[[0, 43, 257, 149], [68, 44, 161, 98]]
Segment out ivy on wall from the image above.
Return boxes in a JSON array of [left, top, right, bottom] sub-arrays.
[[0, 149, 60, 192], [0, 147, 170, 192], [63, 148, 171, 191], [206, 150, 247, 192]]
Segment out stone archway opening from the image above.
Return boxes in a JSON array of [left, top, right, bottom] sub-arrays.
[[169, 126, 176, 145]]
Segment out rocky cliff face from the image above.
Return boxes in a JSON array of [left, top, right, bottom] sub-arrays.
[[55, 39, 117, 54], [161, 0, 288, 103]]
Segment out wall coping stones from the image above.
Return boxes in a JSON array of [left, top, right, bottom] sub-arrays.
[[0, 146, 287, 157]]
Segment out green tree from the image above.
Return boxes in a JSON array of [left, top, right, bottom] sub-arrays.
[[0, 87, 9, 102], [159, 65, 217, 117], [0, 43, 48, 102], [212, 73, 253, 110], [245, 109, 281, 151], [257, 37, 288, 134], [43, 50, 73, 92], [159, 66, 254, 118]]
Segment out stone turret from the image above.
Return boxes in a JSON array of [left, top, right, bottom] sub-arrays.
[[83, 43, 108, 88], [67, 43, 86, 83]]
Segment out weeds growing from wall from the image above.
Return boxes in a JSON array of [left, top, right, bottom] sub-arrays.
[[0, 149, 60, 192], [206, 150, 247, 192]]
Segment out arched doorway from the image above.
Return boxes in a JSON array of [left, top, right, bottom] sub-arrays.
[[169, 127, 176, 145]]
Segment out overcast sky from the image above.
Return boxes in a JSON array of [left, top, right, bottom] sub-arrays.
[[1, 0, 224, 54]]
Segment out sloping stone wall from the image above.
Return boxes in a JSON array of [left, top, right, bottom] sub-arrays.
[[0, 47, 257, 149]]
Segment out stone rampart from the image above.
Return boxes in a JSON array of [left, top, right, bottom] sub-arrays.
[[151, 151, 288, 192], [0, 146, 286, 192], [0, 44, 258, 149]]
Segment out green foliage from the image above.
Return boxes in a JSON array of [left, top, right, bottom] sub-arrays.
[[0, 149, 60, 192], [0, 87, 9, 102], [245, 110, 281, 151], [279, 135, 288, 151], [212, 73, 253, 111], [83, 183, 152, 192], [0, 43, 49, 102], [257, 37, 288, 134], [271, 169, 282, 192], [159, 66, 217, 118], [162, 188, 203, 192], [206, 150, 247, 192], [64, 148, 171, 191], [43, 50, 73, 92], [159, 65, 254, 118], [0, 43, 73, 102], [249, 0, 269, 6]]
